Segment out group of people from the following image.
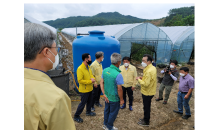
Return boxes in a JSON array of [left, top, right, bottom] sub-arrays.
[[24, 22, 194, 130]]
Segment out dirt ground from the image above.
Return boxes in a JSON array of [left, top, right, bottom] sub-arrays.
[[69, 62, 195, 130]]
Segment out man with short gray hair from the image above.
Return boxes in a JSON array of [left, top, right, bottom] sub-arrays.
[[100, 53, 124, 130], [90, 51, 104, 111], [24, 22, 76, 130]]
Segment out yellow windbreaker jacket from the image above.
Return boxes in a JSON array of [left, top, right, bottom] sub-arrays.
[[119, 64, 138, 87], [138, 64, 157, 96], [77, 62, 95, 93], [24, 68, 76, 130], [90, 60, 103, 85]]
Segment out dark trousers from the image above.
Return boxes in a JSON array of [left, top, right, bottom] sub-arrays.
[[142, 94, 154, 123], [92, 84, 102, 107], [104, 101, 120, 130], [74, 91, 93, 117], [122, 86, 133, 106]]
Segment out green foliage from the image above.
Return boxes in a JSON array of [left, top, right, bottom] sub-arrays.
[[44, 12, 147, 28], [131, 43, 154, 62], [164, 6, 194, 26], [165, 14, 194, 26]]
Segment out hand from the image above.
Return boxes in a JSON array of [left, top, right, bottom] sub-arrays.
[[184, 95, 189, 99], [131, 87, 135, 91], [103, 94, 109, 103], [164, 69, 166, 72], [91, 78, 95, 83], [120, 99, 124, 105], [136, 77, 139, 80], [94, 84, 98, 88], [139, 77, 142, 79], [168, 71, 172, 75]]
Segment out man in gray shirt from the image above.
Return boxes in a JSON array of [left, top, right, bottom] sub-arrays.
[[156, 60, 179, 104]]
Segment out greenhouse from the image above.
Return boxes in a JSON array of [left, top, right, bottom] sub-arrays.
[[24, 14, 57, 34], [160, 26, 195, 63], [62, 23, 174, 64]]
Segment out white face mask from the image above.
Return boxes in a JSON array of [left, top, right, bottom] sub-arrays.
[[141, 62, 147, 67], [45, 49, 59, 70], [180, 73, 185, 77], [102, 58, 104, 62], [124, 63, 129, 67], [170, 65, 174, 69]]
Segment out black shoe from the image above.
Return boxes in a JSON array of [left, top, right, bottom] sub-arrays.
[[95, 103, 103, 107], [156, 98, 163, 101], [86, 112, 96, 116], [137, 119, 149, 127], [182, 115, 191, 119], [163, 101, 167, 104], [73, 116, 83, 123], [91, 107, 95, 112], [173, 110, 183, 115]]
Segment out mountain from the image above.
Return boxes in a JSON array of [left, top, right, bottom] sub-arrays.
[[43, 12, 147, 28], [44, 16, 90, 28]]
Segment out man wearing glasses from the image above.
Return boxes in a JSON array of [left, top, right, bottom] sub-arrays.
[[24, 22, 76, 130]]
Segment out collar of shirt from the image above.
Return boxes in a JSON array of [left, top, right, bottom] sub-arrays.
[[24, 67, 50, 77], [143, 63, 152, 73], [183, 73, 190, 79]]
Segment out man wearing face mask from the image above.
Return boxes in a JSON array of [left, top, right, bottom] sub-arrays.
[[119, 57, 137, 111], [74, 53, 96, 123], [156, 60, 179, 104], [90, 51, 104, 111], [136, 54, 157, 127], [24, 23, 76, 130], [173, 67, 194, 120]]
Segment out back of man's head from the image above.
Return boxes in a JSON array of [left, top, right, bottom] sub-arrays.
[[24, 22, 56, 62], [111, 53, 121, 65]]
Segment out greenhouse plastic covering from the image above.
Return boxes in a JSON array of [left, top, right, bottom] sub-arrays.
[[62, 23, 142, 38], [62, 23, 174, 64], [24, 14, 57, 33], [160, 26, 195, 63]]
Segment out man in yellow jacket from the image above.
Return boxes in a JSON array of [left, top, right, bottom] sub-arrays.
[[90, 51, 104, 111], [119, 56, 137, 111], [136, 54, 157, 127], [74, 53, 96, 123], [24, 22, 76, 130]]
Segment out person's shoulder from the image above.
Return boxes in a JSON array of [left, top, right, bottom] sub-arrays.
[[119, 65, 124, 70], [188, 74, 194, 80], [25, 82, 69, 108], [90, 60, 97, 67], [130, 64, 136, 70]]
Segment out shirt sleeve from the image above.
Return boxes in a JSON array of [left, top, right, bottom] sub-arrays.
[[188, 78, 195, 89], [161, 69, 165, 74], [138, 72, 151, 88], [170, 74, 177, 81], [45, 96, 76, 130], [133, 67, 138, 87], [101, 70, 104, 79], [116, 73, 124, 85]]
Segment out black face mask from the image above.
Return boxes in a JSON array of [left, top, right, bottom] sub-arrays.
[[87, 60, 92, 65]]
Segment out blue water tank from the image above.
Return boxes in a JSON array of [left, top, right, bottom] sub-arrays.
[[73, 30, 120, 93]]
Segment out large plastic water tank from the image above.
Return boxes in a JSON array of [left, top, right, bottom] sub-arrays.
[[73, 30, 120, 93]]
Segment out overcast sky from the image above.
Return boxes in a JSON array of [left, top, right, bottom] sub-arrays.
[[24, 3, 194, 21]]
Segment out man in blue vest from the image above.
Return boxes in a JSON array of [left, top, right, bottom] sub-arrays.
[[100, 53, 124, 130]]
